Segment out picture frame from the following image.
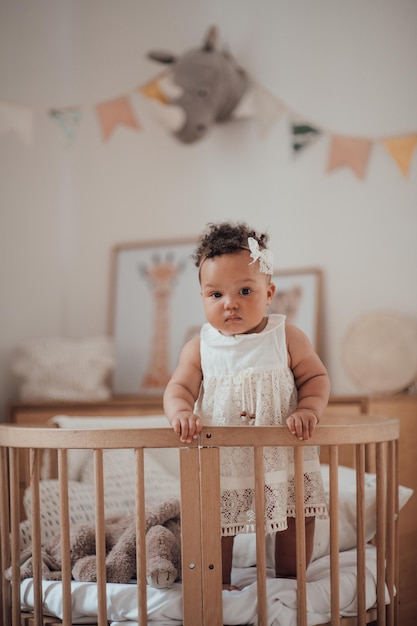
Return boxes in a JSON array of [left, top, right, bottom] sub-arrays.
[[109, 238, 205, 395], [269, 267, 323, 354], [109, 238, 323, 395]]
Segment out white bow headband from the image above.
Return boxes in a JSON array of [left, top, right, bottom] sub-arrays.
[[247, 237, 274, 275]]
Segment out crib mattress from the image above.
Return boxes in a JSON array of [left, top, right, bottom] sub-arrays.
[[19, 546, 386, 626]]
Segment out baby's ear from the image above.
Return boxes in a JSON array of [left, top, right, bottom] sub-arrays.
[[267, 281, 276, 301]]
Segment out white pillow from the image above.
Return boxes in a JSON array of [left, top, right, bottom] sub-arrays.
[[47, 414, 171, 481], [312, 464, 413, 560], [232, 464, 414, 568], [12, 336, 114, 401], [23, 479, 136, 545], [79, 448, 180, 502]]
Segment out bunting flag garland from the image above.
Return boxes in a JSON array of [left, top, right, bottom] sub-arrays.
[[327, 135, 373, 179], [95, 96, 141, 141], [383, 134, 417, 177], [290, 121, 322, 154], [250, 81, 286, 138], [139, 75, 169, 104], [49, 107, 81, 144], [0, 71, 416, 181], [0, 102, 33, 145]]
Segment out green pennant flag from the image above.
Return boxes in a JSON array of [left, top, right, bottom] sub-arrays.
[[291, 122, 321, 153], [49, 108, 81, 144]]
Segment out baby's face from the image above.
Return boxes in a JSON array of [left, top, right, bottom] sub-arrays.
[[199, 250, 275, 336]]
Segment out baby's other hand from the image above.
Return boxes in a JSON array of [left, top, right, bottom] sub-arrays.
[[286, 410, 318, 441], [170, 412, 203, 443]]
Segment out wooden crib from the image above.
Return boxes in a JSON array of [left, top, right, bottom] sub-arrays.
[[0, 413, 400, 626]]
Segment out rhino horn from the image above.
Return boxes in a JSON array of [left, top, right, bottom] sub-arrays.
[[151, 101, 186, 133], [202, 25, 219, 51]]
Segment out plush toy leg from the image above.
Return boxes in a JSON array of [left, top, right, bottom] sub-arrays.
[[71, 520, 132, 583], [163, 518, 181, 577], [64, 525, 101, 582], [103, 521, 137, 584], [72, 554, 100, 582], [145, 498, 181, 531], [146, 525, 179, 589], [4, 547, 61, 581]]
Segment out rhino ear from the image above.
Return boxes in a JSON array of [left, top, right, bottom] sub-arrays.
[[147, 51, 177, 64], [202, 25, 218, 51]]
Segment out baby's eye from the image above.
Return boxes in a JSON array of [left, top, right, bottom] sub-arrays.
[[211, 292, 222, 299], [240, 287, 252, 295]]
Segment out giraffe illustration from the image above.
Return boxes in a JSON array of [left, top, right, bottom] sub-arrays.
[[140, 253, 185, 390]]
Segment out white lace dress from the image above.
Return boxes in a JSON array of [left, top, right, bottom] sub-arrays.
[[195, 314, 328, 536]]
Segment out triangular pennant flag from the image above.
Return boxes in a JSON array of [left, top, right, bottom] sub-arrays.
[[290, 120, 321, 154], [139, 75, 169, 104], [95, 96, 141, 141], [49, 107, 81, 144], [327, 135, 372, 179], [0, 102, 33, 145], [232, 88, 256, 119], [383, 134, 417, 177], [250, 80, 285, 138]]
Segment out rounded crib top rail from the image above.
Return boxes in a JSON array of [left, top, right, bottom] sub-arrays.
[[0, 414, 399, 449]]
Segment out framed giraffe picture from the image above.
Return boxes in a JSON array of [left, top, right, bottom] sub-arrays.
[[109, 238, 205, 395]]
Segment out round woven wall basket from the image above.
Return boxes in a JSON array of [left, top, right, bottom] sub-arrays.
[[342, 311, 417, 394]]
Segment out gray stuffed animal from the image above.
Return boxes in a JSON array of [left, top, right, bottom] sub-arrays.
[[7, 498, 182, 589], [146, 25, 248, 143]]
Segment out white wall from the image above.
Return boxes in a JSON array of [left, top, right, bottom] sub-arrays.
[[1, 0, 416, 420]]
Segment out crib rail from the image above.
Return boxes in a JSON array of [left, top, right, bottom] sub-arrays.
[[0, 415, 399, 626]]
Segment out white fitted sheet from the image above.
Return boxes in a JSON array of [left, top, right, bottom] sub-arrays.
[[20, 546, 387, 626]]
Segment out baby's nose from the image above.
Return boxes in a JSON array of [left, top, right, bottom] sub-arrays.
[[224, 295, 238, 309]]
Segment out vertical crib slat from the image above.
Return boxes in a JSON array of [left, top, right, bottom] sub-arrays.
[[329, 445, 341, 625], [376, 442, 387, 626], [135, 447, 147, 626], [57, 449, 72, 626], [355, 443, 366, 626], [393, 438, 399, 626], [9, 448, 21, 626], [180, 447, 203, 626], [0, 446, 11, 626], [254, 447, 267, 626], [384, 441, 396, 626], [94, 448, 107, 626], [199, 446, 223, 625], [30, 449, 43, 626], [294, 446, 307, 626]]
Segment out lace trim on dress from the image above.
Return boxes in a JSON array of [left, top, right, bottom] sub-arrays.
[[219, 467, 329, 536], [222, 505, 329, 536]]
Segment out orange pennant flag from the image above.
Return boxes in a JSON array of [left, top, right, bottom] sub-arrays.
[[139, 77, 168, 104], [95, 96, 141, 141], [327, 135, 372, 179], [383, 134, 417, 177]]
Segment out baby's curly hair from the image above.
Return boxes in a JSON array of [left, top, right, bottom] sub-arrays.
[[192, 222, 269, 267]]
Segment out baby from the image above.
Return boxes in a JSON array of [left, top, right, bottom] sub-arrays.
[[164, 221, 330, 587]]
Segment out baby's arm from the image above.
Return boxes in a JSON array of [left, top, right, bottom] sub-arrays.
[[163, 335, 203, 443], [286, 323, 330, 441]]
